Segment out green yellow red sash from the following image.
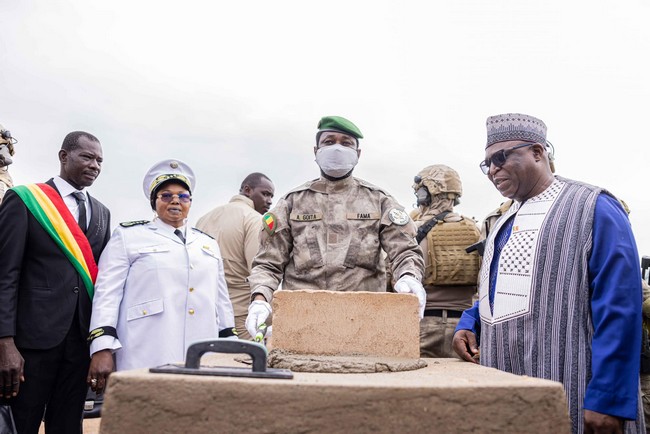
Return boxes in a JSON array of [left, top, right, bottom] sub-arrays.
[[11, 183, 98, 300]]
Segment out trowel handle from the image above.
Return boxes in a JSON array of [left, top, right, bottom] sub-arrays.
[[184, 339, 268, 373]]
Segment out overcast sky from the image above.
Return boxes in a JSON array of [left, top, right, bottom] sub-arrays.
[[2, 1, 649, 259]]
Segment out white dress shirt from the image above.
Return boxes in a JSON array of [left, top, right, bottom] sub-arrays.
[[52, 175, 91, 222]]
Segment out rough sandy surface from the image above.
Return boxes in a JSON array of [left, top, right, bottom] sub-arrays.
[[267, 348, 427, 373]]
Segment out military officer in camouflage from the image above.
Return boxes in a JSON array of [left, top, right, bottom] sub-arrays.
[[0, 124, 17, 204], [245, 116, 426, 337], [406, 165, 480, 358]]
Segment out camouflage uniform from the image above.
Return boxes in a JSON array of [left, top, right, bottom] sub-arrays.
[[249, 176, 424, 302], [0, 124, 15, 205], [479, 200, 513, 241], [407, 165, 480, 358], [0, 166, 13, 204]]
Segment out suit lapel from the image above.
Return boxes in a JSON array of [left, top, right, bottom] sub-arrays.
[[186, 228, 199, 245], [153, 226, 184, 244], [86, 194, 108, 247]]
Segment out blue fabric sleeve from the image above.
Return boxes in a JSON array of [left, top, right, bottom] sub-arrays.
[[584, 194, 642, 420], [455, 300, 481, 337]]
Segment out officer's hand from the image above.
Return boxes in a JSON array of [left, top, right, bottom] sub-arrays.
[[246, 299, 272, 338], [584, 410, 623, 434], [0, 337, 25, 398], [394, 275, 426, 319], [87, 349, 114, 395], [452, 330, 479, 364]]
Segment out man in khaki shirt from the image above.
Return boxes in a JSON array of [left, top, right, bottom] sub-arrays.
[[196, 173, 275, 340], [245, 115, 426, 338]]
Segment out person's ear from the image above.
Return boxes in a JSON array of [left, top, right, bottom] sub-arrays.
[[357, 148, 361, 158], [531, 143, 544, 161], [313, 145, 318, 156]]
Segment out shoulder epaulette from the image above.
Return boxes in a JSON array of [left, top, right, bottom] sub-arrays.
[[355, 177, 390, 196], [192, 227, 215, 239], [284, 179, 318, 197], [120, 220, 149, 227]]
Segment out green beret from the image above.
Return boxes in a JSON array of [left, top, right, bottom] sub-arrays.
[[317, 116, 363, 139]]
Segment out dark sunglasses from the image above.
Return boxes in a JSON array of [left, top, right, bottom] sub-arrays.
[[157, 193, 192, 203], [479, 142, 535, 175]]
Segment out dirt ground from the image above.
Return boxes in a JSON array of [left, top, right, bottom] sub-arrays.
[[38, 418, 101, 434]]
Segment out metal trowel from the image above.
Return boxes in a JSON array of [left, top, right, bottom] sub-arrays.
[[150, 339, 293, 379]]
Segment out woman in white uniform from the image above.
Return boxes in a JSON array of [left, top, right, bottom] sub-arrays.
[[86, 159, 235, 393]]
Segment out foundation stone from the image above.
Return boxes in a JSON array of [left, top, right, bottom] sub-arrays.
[[97, 290, 572, 433], [271, 290, 420, 358], [99, 355, 571, 434]]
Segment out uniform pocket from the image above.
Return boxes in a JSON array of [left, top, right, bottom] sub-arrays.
[[127, 298, 164, 321], [292, 224, 324, 274], [345, 218, 380, 269], [201, 245, 220, 259]]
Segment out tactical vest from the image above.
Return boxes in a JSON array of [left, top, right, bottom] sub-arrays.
[[423, 216, 480, 286]]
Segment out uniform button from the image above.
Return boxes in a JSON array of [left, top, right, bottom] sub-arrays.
[[73, 287, 79, 294], [190, 264, 194, 269], [189, 287, 194, 292], [142, 310, 147, 315], [188, 309, 195, 315]]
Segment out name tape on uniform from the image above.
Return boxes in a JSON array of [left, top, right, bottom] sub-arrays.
[[346, 212, 380, 220], [290, 213, 323, 221]]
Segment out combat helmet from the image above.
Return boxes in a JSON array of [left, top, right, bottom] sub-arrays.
[[0, 124, 16, 147], [412, 164, 462, 199], [0, 124, 16, 167]]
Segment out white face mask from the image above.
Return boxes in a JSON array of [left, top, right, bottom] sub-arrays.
[[315, 144, 359, 178]]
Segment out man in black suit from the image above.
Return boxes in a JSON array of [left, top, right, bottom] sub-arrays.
[[0, 131, 110, 434]]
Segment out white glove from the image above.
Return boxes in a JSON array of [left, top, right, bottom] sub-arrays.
[[394, 275, 426, 319], [245, 300, 272, 338]]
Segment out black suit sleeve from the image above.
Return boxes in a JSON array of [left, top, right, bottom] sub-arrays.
[[0, 190, 29, 338]]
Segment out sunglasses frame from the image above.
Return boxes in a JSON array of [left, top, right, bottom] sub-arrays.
[[480, 142, 536, 175], [157, 193, 192, 204]]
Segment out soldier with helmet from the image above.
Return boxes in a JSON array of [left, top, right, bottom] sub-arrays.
[[404, 164, 480, 358], [245, 116, 425, 338], [0, 124, 18, 204]]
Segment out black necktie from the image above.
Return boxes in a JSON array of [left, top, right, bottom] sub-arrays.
[[174, 229, 186, 244], [72, 191, 87, 233]]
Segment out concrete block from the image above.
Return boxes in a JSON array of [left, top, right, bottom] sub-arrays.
[[98, 355, 571, 434], [271, 290, 420, 358]]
